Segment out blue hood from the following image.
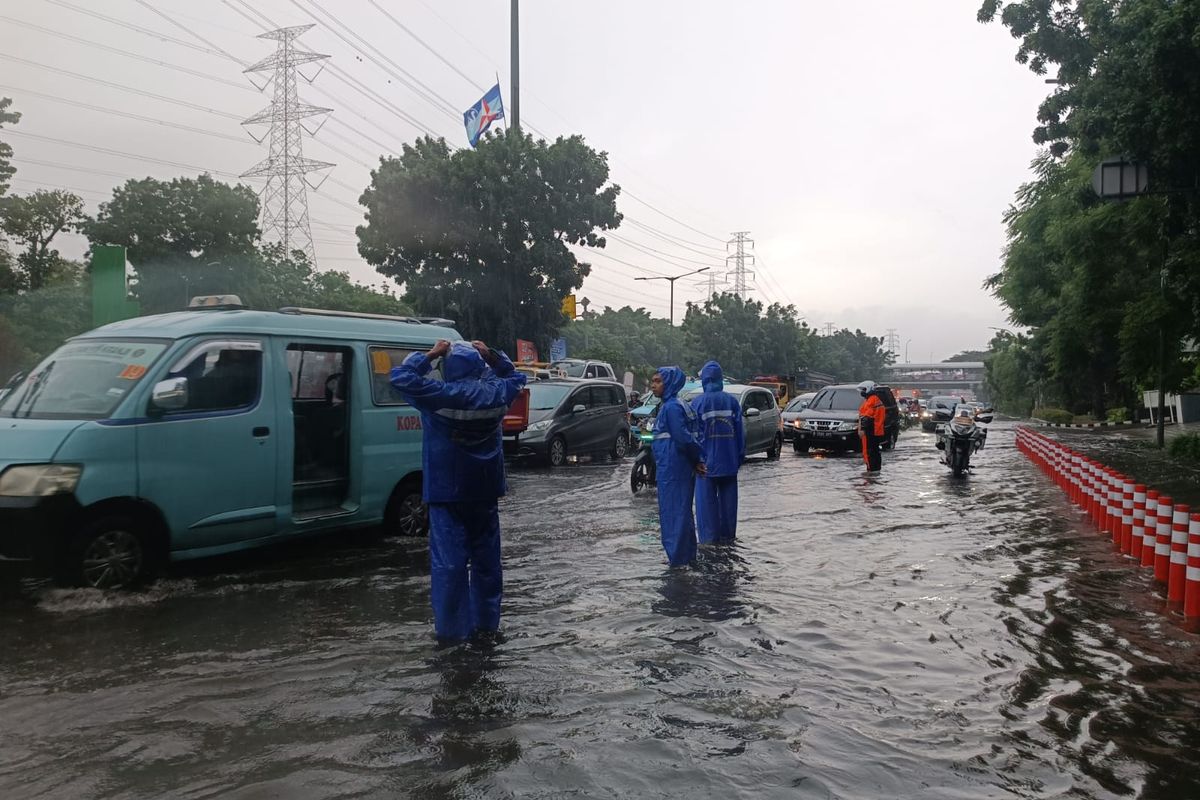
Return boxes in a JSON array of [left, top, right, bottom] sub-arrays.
[[0, 417, 87, 471], [656, 366, 686, 401], [700, 361, 724, 393], [442, 342, 486, 382]]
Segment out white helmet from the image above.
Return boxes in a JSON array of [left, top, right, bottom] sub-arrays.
[[857, 380, 876, 397]]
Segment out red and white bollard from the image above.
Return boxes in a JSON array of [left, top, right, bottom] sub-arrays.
[[1155, 496, 1174, 584], [1184, 513, 1200, 620], [1142, 491, 1160, 568], [1168, 503, 1191, 605], [1129, 485, 1147, 561], [1120, 478, 1134, 552]]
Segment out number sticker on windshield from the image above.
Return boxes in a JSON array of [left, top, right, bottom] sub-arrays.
[[118, 365, 147, 380]]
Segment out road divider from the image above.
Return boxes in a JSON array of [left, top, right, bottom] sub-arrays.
[[1016, 426, 1200, 621]]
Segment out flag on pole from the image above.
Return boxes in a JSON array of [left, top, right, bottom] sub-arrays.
[[464, 84, 505, 147]]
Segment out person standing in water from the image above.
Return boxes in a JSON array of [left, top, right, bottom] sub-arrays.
[[690, 360, 744, 543], [649, 366, 705, 566]]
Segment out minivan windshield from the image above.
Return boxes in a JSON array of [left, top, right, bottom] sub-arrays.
[[0, 339, 169, 420], [527, 383, 573, 411], [549, 360, 586, 378], [807, 388, 862, 412]]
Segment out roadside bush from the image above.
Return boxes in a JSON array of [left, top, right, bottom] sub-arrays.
[[1106, 407, 1130, 424], [1032, 407, 1073, 424], [1168, 433, 1200, 462]]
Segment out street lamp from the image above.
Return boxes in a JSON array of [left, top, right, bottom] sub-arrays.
[[904, 339, 912, 363], [634, 267, 709, 328]]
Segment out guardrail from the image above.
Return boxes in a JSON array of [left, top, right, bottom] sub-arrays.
[[1016, 426, 1200, 619]]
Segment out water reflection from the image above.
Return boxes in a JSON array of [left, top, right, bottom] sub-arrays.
[[654, 545, 750, 622]]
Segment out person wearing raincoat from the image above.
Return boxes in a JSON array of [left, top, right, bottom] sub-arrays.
[[390, 339, 527, 641], [857, 380, 887, 473], [650, 366, 705, 566], [690, 361, 745, 543]]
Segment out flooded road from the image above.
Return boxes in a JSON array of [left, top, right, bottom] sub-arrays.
[[3, 422, 1200, 799]]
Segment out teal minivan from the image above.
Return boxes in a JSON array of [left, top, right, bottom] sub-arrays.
[[0, 300, 461, 589]]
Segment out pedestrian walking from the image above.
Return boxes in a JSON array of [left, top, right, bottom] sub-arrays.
[[650, 366, 705, 566], [857, 380, 887, 473], [690, 360, 744, 543], [390, 339, 527, 642]]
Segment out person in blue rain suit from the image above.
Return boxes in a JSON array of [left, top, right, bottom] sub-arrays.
[[650, 366, 705, 566], [690, 361, 744, 544], [390, 339, 527, 642]]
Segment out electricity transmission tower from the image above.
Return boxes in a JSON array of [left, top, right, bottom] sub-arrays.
[[696, 269, 727, 299], [726, 231, 755, 297], [241, 25, 333, 264], [885, 328, 900, 355]]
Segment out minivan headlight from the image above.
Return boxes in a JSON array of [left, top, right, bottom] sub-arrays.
[[0, 464, 82, 497], [527, 419, 553, 432]]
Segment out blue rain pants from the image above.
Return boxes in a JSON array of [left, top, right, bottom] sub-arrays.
[[428, 502, 502, 641], [696, 475, 739, 543]]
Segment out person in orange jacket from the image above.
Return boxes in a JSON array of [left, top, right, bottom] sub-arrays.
[[857, 380, 886, 472]]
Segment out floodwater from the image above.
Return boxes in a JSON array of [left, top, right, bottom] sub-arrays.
[[2, 422, 1199, 799]]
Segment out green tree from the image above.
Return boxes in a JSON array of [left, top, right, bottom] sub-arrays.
[[946, 350, 989, 362], [357, 130, 622, 350], [0, 97, 18, 197], [0, 189, 88, 291]]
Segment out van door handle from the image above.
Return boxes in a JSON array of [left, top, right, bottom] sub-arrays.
[[253, 426, 270, 437]]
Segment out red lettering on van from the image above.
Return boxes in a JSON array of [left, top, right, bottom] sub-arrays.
[[396, 415, 422, 431]]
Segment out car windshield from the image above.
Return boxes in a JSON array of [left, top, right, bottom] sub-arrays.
[[549, 361, 586, 378], [0, 339, 169, 420], [784, 396, 809, 412], [808, 388, 862, 412], [527, 383, 573, 411], [931, 397, 959, 409]]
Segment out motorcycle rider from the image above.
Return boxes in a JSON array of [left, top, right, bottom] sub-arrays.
[[389, 339, 527, 642], [857, 380, 887, 473], [650, 366, 705, 566], [690, 360, 744, 543]]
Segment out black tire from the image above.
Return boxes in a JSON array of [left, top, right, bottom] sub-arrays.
[[950, 448, 968, 478], [610, 431, 629, 460], [881, 432, 896, 451], [548, 436, 568, 467], [60, 515, 149, 590], [793, 441, 809, 454], [385, 482, 428, 537], [766, 434, 782, 460]]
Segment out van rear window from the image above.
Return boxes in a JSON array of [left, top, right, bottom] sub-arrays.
[[369, 346, 442, 406]]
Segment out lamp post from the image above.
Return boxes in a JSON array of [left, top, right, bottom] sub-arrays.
[[634, 267, 709, 329], [904, 339, 912, 363]]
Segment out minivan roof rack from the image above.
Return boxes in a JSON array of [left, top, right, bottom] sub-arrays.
[[278, 306, 442, 325]]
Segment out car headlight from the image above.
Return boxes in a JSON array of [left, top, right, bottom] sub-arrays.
[[527, 419, 553, 432], [794, 419, 807, 429], [837, 422, 857, 432], [0, 464, 82, 497]]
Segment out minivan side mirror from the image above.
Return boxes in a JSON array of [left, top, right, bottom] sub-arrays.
[[151, 377, 189, 413], [744, 407, 762, 418], [572, 403, 587, 414]]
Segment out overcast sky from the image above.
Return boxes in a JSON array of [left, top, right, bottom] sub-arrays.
[[0, 0, 1047, 361]]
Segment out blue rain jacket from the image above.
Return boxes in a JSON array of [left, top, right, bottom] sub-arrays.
[[390, 343, 527, 504], [652, 366, 703, 566], [690, 361, 745, 478]]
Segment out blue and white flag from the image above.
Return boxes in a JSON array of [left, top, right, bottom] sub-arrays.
[[464, 84, 505, 147]]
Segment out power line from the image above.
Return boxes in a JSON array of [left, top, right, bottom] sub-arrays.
[[623, 217, 726, 253], [623, 189, 727, 243], [606, 232, 724, 269], [0, 15, 254, 91], [367, 0, 486, 93], [0, 85, 255, 146], [5, 129, 245, 179], [43, 0, 230, 59], [132, 0, 249, 67]]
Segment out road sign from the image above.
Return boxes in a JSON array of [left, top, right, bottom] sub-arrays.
[[1092, 157, 1149, 200], [550, 338, 567, 361], [561, 294, 577, 319]]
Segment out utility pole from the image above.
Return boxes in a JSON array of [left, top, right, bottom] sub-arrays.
[[510, 0, 520, 132], [726, 231, 755, 298], [241, 25, 332, 264], [823, 322, 835, 337]]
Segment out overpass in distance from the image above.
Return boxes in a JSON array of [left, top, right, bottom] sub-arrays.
[[881, 361, 987, 399]]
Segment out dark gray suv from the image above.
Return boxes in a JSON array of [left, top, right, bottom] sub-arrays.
[[507, 379, 629, 466]]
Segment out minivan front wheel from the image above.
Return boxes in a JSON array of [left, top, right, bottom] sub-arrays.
[[385, 484, 428, 538], [766, 434, 782, 460], [62, 516, 148, 590], [548, 436, 568, 467]]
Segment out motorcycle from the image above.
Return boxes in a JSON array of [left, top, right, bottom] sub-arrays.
[[934, 407, 991, 477], [630, 418, 657, 493]]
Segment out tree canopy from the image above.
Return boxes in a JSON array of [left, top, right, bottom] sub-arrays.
[[356, 130, 621, 354]]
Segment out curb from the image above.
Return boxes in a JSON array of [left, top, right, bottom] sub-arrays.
[[1040, 420, 1146, 429]]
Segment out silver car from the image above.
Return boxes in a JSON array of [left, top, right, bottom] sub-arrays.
[[682, 383, 783, 459]]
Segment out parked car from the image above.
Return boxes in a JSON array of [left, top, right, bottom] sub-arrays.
[[781, 392, 817, 442], [793, 383, 900, 453], [548, 358, 618, 381], [0, 299, 462, 589], [682, 383, 783, 459], [507, 379, 630, 466], [922, 395, 964, 432]]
